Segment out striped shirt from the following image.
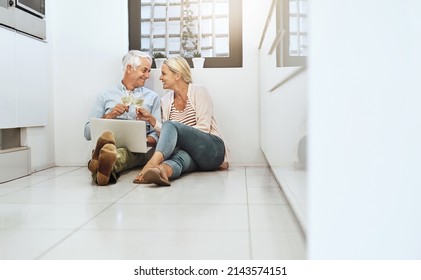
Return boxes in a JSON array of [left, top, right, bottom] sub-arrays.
[[169, 99, 197, 126]]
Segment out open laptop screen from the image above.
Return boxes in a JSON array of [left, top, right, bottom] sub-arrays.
[[89, 118, 148, 153]]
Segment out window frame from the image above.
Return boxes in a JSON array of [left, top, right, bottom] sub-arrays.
[[128, 0, 243, 68]]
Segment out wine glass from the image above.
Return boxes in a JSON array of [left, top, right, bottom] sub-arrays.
[[121, 91, 134, 119], [133, 98, 144, 108], [133, 98, 144, 121]]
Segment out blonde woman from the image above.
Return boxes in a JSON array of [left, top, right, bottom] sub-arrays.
[[134, 56, 228, 186]]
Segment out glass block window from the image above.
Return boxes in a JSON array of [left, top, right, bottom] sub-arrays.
[[129, 0, 243, 67]]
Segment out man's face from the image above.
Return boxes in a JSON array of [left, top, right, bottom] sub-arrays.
[[126, 57, 152, 88]]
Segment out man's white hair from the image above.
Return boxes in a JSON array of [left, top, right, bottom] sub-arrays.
[[121, 50, 152, 76]]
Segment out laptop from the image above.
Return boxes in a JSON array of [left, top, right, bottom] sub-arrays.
[[90, 118, 150, 153]]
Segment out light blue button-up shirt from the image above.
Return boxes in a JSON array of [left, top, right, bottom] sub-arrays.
[[84, 82, 161, 142]]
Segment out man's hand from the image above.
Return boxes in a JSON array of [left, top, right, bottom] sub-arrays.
[[104, 104, 129, 119]]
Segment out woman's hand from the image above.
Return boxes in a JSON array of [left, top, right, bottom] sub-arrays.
[[136, 107, 156, 127]]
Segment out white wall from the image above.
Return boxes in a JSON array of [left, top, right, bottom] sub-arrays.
[[52, 0, 267, 167], [52, 0, 129, 166], [308, 0, 421, 259]]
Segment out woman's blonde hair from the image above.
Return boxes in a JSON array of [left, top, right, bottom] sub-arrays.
[[163, 56, 192, 84]]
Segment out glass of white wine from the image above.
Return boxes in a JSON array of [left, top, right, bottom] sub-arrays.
[[133, 98, 144, 108], [121, 91, 134, 119], [133, 98, 144, 120]]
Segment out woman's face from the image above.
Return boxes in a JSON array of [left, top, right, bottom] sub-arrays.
[[159, 64, 178, 90]]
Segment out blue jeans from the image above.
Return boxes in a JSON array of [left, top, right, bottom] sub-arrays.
[[156, 120, 225, 179]]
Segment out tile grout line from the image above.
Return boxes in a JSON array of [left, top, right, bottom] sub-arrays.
[[244, 166, 254, 260]]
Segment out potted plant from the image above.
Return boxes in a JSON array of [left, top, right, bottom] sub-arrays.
[[192, 51, 205, 68], [181, 0, 198, 58], [152, 52, 167, 69]]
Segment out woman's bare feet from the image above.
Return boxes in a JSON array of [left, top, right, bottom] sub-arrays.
[[143, 164, 171, 186], [133, 152, 165, 184], [132, 161, 154, 184], [132, 173, 147, 184]]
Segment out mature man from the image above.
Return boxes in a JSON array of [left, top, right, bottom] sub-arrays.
[[84, 50, 161, 185]]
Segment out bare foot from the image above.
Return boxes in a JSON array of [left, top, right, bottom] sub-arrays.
[[143, 164, 171, 186], [133, 161, 155, 184]]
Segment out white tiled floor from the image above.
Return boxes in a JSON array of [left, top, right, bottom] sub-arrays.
[[0, 166, 306, 260]]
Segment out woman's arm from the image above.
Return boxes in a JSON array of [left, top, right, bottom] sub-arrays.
[[190, 85, 213, 133]]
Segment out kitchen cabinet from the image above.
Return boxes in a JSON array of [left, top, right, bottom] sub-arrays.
[[0, 26, 48, 129]]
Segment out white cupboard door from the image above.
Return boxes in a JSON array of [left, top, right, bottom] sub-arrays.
[[15, 33, 48, 127], [0, 27, 17, 129]]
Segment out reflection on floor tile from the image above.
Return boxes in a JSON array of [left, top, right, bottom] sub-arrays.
[[0, 166, 305, 260]]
